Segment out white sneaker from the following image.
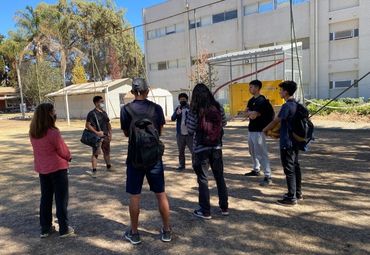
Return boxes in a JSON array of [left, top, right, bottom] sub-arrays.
[[86, 170, 97, 178], [60, 226, 75, 238]]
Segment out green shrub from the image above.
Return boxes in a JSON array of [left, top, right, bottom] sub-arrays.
[[306, 98, 370, 116]]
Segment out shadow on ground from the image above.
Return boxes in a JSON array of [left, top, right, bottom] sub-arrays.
[[0, 120, 369, 255]]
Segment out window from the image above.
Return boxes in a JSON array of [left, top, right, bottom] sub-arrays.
[[149, 63, 158, 71], [225, 10, 238, 20], [354, 28, 359, 37], [212, 10, 237, 24], [299, 37, 310, 49], [245, 3, 258, 15], [166, 25, 175, 35], [158, 61, 167, 70], [189, 19, 201, 29], [168, 60, 178, 69], [157, 27, 166, 37], [293, 0, 309, 5], [178, 59, 187, 68], [259, 1, 274, 13], [330, 29, 359, 41], [259, 43, 274, 48], [212, 13, 225, 24], [277, 0, 289, 8], [201, 16, 212, 26], [147, 30, 156, 40], [329, 80, 354, 89]]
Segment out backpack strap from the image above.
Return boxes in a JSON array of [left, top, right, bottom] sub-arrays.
[[93, 111, 101, 131], [125, 102, 157, 126]]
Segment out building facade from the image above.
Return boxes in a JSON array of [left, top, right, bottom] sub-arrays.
[[143, 0, 370, 102]]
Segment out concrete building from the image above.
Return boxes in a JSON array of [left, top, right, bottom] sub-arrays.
[[143, 0, 370, 102]]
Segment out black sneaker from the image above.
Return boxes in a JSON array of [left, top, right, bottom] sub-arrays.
[[277, 198, 297, 207], [193, 209, 212, 220], [260, 177, 272, 186], [220, 208, 229, 216], [244, 170, 261, 176], [124, 230, 141, 245], [106, 164, 112, 171], [283, 193, 303, 200], [160, 227, 172, 242], [297, 194, 304, 201], [40, 226, 56, 238], [176, 166, 185, 171]]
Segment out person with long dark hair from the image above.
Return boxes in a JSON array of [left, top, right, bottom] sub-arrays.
[[29, 103, 74, 238], [186, 83, 229, 219]]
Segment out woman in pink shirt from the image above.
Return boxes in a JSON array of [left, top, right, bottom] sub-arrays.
[[30, 103, 74, 238]]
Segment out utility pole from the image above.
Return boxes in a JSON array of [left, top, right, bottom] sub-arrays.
[[15, 59, 25, 119]]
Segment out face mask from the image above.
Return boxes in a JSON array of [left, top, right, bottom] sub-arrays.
[[99, 103, 105, 109], [180, 101, 187, 107]]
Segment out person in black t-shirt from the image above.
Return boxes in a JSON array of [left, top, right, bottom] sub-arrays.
[[244, 80, 272, 186], [85, 96, 112, 177], [120, 78, 172, 244]]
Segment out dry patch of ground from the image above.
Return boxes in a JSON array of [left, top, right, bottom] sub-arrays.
[[0, 119, 369, 255]]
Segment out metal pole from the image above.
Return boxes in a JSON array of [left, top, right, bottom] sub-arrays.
[[15, 60, 25, 119], [208, 63, 212, 91], [64, 90, 70, 126], [35, 58, 41, 104], [254, 53, 258, 79], [194, 9, 200, 81], [105, 88, 110, 117], [133, 27, 139, 77], [290, 0, 294, 81], [62, 65, 70, 125]]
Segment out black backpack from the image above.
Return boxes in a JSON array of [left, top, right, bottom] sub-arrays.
[[291, 103, 314, 151], [253, 96, 275, 127], [263, 98, 275, 126], [125, 103, 164, 170]]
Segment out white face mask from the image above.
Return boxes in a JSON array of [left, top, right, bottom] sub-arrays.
[[99, 103, 105, 109]]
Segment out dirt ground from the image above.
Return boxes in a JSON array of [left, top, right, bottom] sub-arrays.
[[0, 119, 369, 255]]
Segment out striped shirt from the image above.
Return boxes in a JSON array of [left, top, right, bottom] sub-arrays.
[[186, 106, 227, 153]]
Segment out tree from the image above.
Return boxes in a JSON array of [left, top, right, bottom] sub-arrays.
[[107, 47, 122, 79], [7, 0, 144, 88], [72, 57, 87, 84], [22, 61, 63, 105], [0, 36, 28, 87], [189, 52, 219, 91]]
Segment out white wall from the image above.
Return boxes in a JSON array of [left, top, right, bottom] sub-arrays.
[[54, 93, 103, 120]]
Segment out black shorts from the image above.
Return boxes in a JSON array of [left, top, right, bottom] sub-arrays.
[[126, 160, 165, 195]]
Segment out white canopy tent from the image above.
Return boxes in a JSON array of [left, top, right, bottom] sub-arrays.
[[124, 87, 174, 117], [46, 79, 132, 121]]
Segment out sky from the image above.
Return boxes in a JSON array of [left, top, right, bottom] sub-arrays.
[[0, 0, 166, 48]]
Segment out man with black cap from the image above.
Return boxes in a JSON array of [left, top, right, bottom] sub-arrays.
[[120, 78, 172, 244]]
